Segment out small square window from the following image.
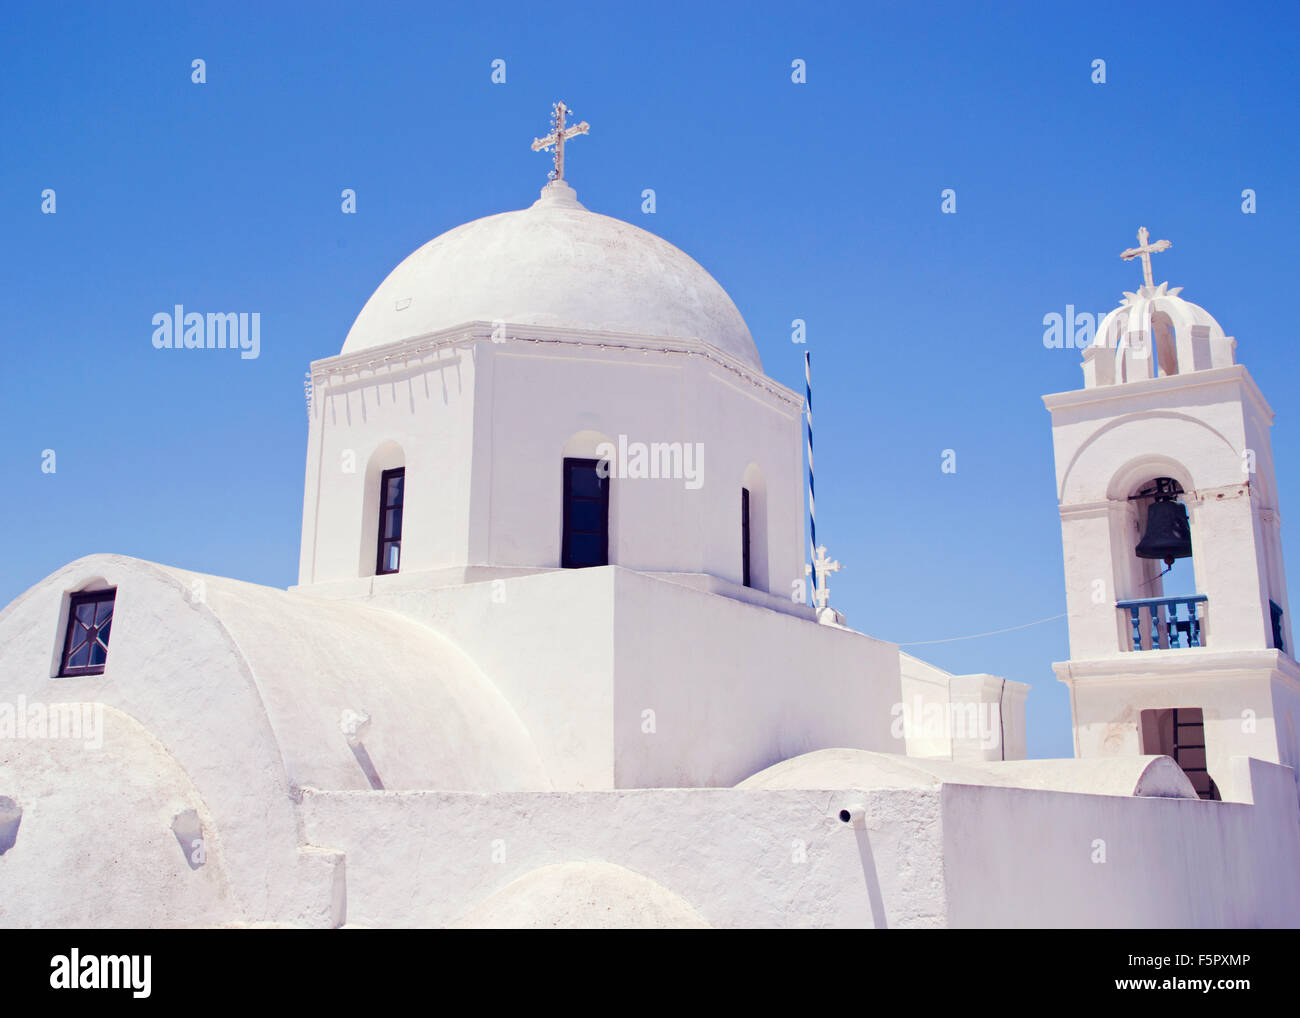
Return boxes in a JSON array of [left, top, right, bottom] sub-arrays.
[[59, 589, 116, 677]]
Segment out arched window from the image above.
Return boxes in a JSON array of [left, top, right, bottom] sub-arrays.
[[376, 468, 405, 574], [361, 441, 405, 577]]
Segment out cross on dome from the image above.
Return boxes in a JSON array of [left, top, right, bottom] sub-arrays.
[[1120, 227, 1172, 290], [531, 101, 590, 182]]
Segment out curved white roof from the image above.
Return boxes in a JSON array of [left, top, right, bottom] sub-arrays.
[[186, 565, 551, 792], [342, 180, 761, 371], [738, 748, 1198, 798], [0, 555, 550, 794]]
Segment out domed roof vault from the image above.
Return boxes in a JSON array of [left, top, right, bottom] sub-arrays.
[[337, 180, 764, 374]]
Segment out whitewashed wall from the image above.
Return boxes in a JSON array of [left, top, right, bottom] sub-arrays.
[[345, 566, 903, 790], [301, 326, 805, 598], [943, 757, 1300, 927]]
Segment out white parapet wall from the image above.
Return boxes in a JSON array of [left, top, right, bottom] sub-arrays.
[[942, 756, 1300, 927], [300, 786, 949, 929], [898, 652, 1029, 761], [298, 753, 1300, 929]]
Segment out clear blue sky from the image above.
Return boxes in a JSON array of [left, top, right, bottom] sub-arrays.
[[2, 1, 1297, 758]]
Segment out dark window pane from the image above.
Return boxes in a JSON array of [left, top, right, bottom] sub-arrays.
[[376, 469, 406, 574], [568, 533, 605, 567], [742, 488, 751, 589], [562, 457, 609, 569], [569, 499, 604, 533], [384, 507, 403, 540], [60, 589, 116, 676], [1180, 747, 1207, 769], [568, 464, 605, 499]]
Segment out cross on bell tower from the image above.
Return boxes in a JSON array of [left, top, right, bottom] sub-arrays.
[[531, 101, 590, 182], [1120, 226, 1172, 289]]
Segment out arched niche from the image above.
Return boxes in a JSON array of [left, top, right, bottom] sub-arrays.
[[562, 429, 615, 462]]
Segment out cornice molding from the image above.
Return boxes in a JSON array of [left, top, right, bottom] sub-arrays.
[[1042, 364, 1274, 423], [306, 321, 802, 415]]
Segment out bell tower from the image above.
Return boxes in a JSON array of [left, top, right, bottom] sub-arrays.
[[1044, 229, 1300, 800]]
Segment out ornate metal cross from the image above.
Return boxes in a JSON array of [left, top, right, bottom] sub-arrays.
[[531, 101, 589, 182], [1120, 226, 1172, 289], [806, 545, 842, 611]]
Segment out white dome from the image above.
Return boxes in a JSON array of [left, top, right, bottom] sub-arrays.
[[342, 181, 761, 370]]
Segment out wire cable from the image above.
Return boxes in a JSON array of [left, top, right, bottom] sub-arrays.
[[897, 612, 1067, 647]]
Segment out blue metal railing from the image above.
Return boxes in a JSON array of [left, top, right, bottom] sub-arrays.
[[1116, 595, 1208, 651]]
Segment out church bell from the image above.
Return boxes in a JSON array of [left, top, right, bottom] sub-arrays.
[[1135, 497, 1193, 566]]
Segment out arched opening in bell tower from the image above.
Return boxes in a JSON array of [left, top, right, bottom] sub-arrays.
[[1117, 475, 1205, 650], [1152, 311, 1179, 378]]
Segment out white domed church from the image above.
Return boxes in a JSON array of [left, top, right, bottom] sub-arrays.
[[2, 112, 1299, 928]]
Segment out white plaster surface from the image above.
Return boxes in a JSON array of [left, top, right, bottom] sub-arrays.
[[299, 332, 804, 594], [312, 565, 904, 790], [942, 758, 1300, 927], [448, 861, 711, 929], [0, 706, 237, 927], [300, 786, 947, 929]]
